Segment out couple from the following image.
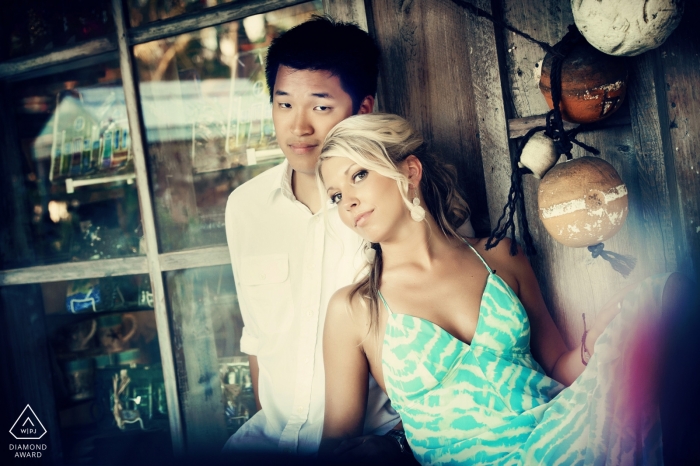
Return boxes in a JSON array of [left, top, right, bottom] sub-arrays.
[[224, 15, 693, 466]]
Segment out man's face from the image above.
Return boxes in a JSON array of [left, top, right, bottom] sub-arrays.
[[272, 66, 371, 176]]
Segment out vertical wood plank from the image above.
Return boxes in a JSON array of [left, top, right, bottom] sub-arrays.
[[367, 0, 490, 234], [626, 52, 679, 274], [322, 0, 368, 30], [658, 0, 700, 280], [111, 0, 184, 455], [461, 0, 513, 238]]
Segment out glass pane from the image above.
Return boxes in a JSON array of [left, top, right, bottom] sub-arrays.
[[0, 58, 143, 269], [1, 275, 173, 464], [165, 265, 252, 450], [134, 1, 322, 253], [0, 0, 114, 61]]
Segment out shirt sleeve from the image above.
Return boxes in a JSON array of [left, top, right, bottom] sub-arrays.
[[225, 192, 260, 356]]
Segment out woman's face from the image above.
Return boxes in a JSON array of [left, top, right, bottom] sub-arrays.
[[321, 156, 409, 243]]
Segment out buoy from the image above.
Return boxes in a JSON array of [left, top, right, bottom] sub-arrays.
[[539, 38, 628, 124], [572, 0, 685, 57], [537, 156, 628, 247], [518, 131, 560, 179]]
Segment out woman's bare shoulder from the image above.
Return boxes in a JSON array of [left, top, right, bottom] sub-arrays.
[[465, 237, 524, 264], [464, 237, 531, 286], [327, 285, 371, 332]]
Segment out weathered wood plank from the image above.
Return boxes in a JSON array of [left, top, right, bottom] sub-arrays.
[[0, 256, 149, 286], [323, 0, 368, 30], [460, 0, 511, 235], [659, 0, 700, 280], [626, 51, 679, 276], [501, 0, 572, 118], [129, 0, 309, 45], [0, 37, 117, 79], [507, 109, 630, 139], [159, 246, 232, 272], [111, 0, 184, 455], [367, 0, 489, 234]]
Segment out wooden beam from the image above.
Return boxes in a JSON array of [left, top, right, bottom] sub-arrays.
[[658, 1, 700, 279], [128, 0, 310, 45], [462, 0, 511, 234], [111, 0, 184, 455], [0, 38, 117, 79], [368, 0, 490, 235], [0, 257, 149, 286], [626, 50, 679, 275], [506, 109, 631, 139], [159, 246, 232, 272]]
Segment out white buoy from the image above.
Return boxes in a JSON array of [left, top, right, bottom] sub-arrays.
[[572, 0, 685, 56], [518, 131, 560, 179]]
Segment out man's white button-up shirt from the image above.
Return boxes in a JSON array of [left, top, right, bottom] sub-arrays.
[[223, 160, 399, 456]]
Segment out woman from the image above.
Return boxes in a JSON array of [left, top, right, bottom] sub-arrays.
[[316, 113, 686, 465]]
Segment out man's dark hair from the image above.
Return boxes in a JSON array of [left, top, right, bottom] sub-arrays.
[[265, 16, 380, 113]]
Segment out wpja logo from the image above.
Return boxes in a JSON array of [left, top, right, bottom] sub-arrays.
[[9, 405, 47, 459]]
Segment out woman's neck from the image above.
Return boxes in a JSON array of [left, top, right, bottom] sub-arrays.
[[380, 215, 458, 272]]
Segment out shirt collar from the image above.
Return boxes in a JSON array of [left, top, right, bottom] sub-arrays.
[[267, 159, 295, 204], [267, 159, 337, 214]]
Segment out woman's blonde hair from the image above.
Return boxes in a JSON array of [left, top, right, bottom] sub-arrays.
[[317, 113, 470, 334]]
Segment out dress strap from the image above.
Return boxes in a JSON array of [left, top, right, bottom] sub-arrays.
[[377, 290, 393, 314], [462, 239, 494, 274]]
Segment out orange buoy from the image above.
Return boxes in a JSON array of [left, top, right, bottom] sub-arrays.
[[539, 39, 628, 124], [537, 156, 628, 247]]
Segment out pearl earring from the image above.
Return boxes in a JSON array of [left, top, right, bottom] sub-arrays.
[[410, 188, 426, 222], [364, 244, 377, 264]]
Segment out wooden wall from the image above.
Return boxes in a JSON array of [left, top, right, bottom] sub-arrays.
[[356, 0, 698, 347]]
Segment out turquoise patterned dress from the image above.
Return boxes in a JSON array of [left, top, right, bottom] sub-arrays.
[[379, 244, 667, 465]]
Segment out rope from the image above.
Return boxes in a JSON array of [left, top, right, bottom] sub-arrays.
[[587, 243, 637, 278]]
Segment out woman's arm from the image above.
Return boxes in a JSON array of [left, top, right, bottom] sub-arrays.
[[500, 241, 574, 384], [498, 239, 629, 386], [319, 288, 371, 456]]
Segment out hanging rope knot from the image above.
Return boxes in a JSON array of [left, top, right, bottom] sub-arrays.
[[587, 242, 605, 258], [586, 242, 637, 277], [553, 138, 574, 157]]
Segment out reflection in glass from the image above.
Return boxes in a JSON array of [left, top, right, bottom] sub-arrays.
[[166, 265, 252, 446], [0, 0, 114, 61], [134, 1, 322, 252], [1, 59, 143, 269], [38, 274, 171, 464], [128, 0, 239, 28]]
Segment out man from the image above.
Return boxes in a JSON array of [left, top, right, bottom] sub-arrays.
[[222, 17, 409, 460]]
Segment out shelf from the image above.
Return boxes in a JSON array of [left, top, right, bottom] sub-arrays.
[[66, 173, 136, 194]]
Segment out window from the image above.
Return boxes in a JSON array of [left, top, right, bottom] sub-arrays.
[[0, 0, 324, 461]]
